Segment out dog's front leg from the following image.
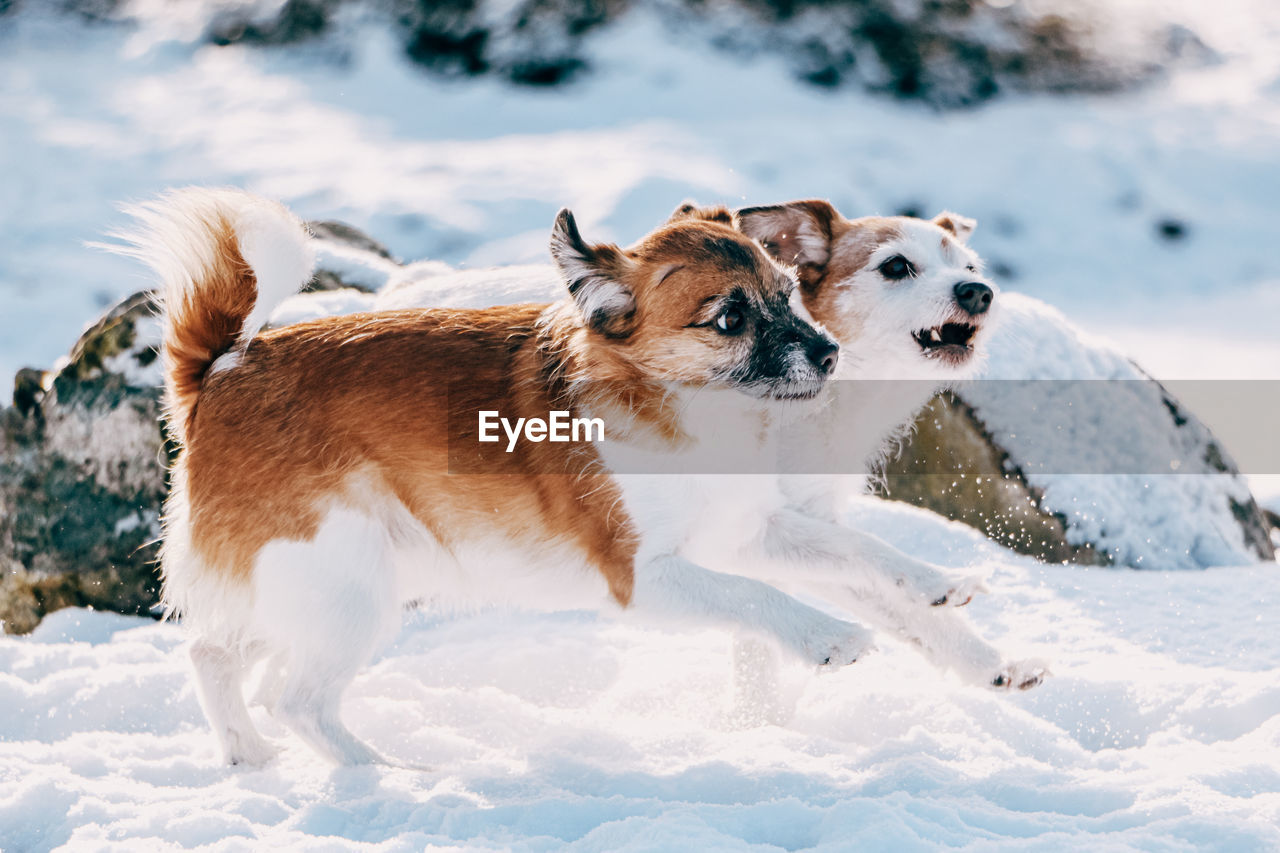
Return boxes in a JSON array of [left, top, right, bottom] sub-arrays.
[[814, 580, 1046, 690], [765, 508, 988, 608], [750, 511, 1045, 690], [630, 554, 875, 668]]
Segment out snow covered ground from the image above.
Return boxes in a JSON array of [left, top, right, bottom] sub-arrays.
[[3, 500, 1279, 851], [2, 1, 1279, 849]]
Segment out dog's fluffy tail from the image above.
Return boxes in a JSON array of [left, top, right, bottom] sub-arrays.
[[110, 188, 314, 443]]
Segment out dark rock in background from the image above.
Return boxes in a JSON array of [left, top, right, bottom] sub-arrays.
[[304, 220, 398, 293], [873, 392, 1110, 565], [383, 0, 1212, 106], [207, 0, 338, 46], [1156, 217, 1189, 242], [392, 0, 620, 87], [0, 293, 167, 635], [46, 0, 1216, 108], [308, 220, 396, 261]]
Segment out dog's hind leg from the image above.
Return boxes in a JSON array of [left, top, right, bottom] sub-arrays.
[[274, 657, 385, 765], [250, 649, 289, 711], [190, 639, 277, 766], [251, 506, 401, 765]]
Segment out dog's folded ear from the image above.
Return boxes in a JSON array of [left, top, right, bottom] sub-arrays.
[[668, 201, 735, 226], [932, 211, 977, 244], [736, 200, 838, 287], [550, 209, 638, 339]]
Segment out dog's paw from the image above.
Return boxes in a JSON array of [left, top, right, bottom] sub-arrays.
[[225, 734, 279, 768], [990, 658, 1050, 691], [929, 575, 990, 608], [802, 621, 876, 668]]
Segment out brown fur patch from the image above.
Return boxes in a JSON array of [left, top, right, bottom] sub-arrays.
[[183, 304, 641, 605], [737, 199, 839, 289], [804, 217, 903, 342], [572, 218, 788, 383], [735, 201, 914, 343], [667, 201, 736, 226], [172, 214, 786, 609], [931, 211, 976, 243]]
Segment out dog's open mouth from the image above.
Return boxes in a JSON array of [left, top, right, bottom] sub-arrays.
[[913, 322, 977, 363]]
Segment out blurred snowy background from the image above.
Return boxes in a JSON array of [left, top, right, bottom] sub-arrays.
[[4, 0, 1279, 385], [1, 0, 1279, 849]]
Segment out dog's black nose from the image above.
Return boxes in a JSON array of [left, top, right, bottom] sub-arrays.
[[806, 338, 839, 375], [954, 281, 993, 316]]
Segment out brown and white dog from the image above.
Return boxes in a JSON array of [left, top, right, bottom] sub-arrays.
[[383, 200, 1048, 693], [121, 188, 876, 766]]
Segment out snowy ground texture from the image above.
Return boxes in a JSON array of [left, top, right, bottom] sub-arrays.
[[3, 501, 1279, 851], [3, 0, 1280, 849]]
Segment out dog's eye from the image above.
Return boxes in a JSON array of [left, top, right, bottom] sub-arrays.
[[878, 255, 917, 280], [715, 308, 745, 334], [966, 263, 977, 273]]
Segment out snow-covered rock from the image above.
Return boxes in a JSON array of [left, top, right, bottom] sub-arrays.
[[879, 295, 1275, 569], [0, 292, 166, 635]]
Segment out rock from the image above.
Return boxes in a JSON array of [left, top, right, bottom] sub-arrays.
[[0, 292, 167, 635], [206, 0, 337, 46], [393, 0, 613, 87], [875, 294, 1274, 569], [62, 0, 1211, 108], [301, 220, 403, 296], [12, 368, 47, 416], [873, 392, 1110, 566], [1156, 218, 1190, 242], [307, 220, 396, 261], [0, 223, 398, 634]]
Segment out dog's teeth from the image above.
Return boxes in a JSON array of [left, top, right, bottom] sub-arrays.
[[929, 329, 941, 343]]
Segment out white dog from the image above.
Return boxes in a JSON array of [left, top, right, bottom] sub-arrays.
[[734, 200, 1045, 690]]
